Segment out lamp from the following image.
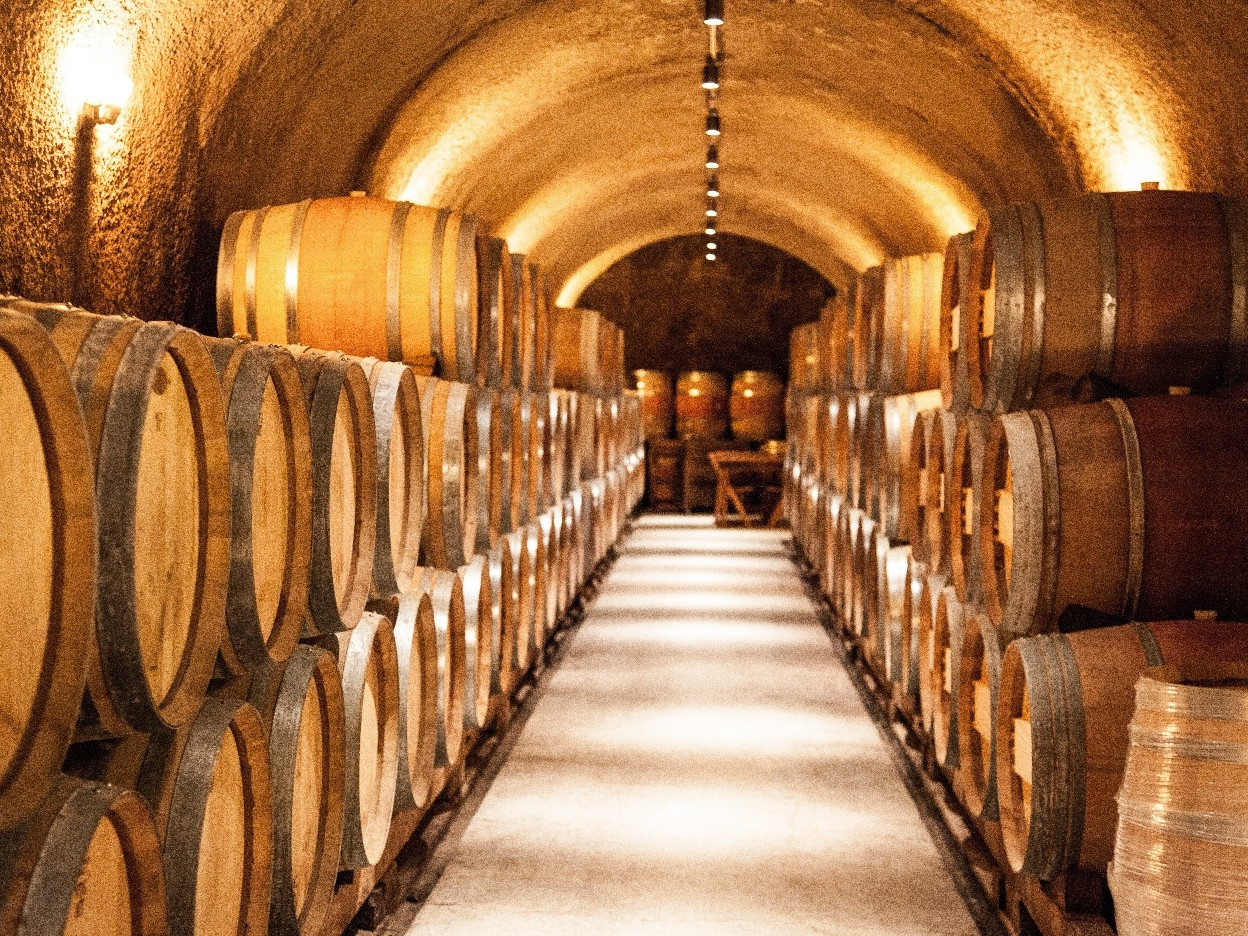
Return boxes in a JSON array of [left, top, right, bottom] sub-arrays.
[[705, 226, 716, 236], [701, 56, 720, 90], [707, 174, 720, 198], [705, 145, 719, 170], [704, 0, 724, 26], [705, 109, 721, 137], [706, 253, 717, 261]]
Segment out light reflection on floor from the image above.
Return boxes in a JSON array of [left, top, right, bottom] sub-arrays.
[[406, 516, 979, 936]]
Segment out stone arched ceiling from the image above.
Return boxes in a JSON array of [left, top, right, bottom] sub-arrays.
[[2, 0, 1248, 323]]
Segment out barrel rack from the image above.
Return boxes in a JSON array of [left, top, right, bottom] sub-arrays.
[[324, 530, 628, 936], [792, 551, 1116, 936]]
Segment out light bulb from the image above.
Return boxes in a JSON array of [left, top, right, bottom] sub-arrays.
[[706, 209, 717, 217], [705, 227, 716, 236], [707, 242, 717, 250], [706, 253, 717, 261], [704, 0, 724, 26], [706, 145, 719, 169], [701, 56, 721, 90], [707, 173, 720, 198], [705, 109, 721, 137]]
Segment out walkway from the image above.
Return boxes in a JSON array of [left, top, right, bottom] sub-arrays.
[[406, 515, 980, 935]]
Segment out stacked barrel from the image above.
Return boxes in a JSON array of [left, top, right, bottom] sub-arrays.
[[0, 194, 641, 936], [787, 189, 1248, 934]]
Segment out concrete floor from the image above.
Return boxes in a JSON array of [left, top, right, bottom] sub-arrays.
[[405, 515, 980, 935]]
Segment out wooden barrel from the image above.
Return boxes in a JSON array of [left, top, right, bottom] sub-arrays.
[[295, 350, 378, 635], [360, 359, 424, 596], [939, 231, 974, 412], [729, 371, 785, 441], [509, 254, 534, 391], [533, 269, 554, 392], [923, 408, 959, 577], [850, 512, 875, 639], [967, 191, 1248, 413], [916, 569, 948, 735], [528, 392, 554, 516], [0, 775, 167, 936], [675, 371, 728, 440], [1108, 665, 1248, 935], [633, 369, 673, 440], [865, 390, 943, 540], [410, 569, 467, 768], [256, 645, 346, 936], [203, 339, 311, 673], [473, 388, 503, 555], [495, 388, 523, 536], [575, 391, 600, 482], [553, 308, 602, 394], [540, 511, 562, 628], [217, 197, 478, 382], [504, 530, 534, 675], [525, 522, 551, 655], [820, 494, 844, 598], [28, 306, 230, 734], [897, 556, 926, 703], [983, 396, 1248, 639], [929, 585, 964, 768], [487, 539, 517, 697], [0, 307, 96, 828], [548, 391, 569, 502], [832, 505, 854, 621], [903, 409, 935, 562], [563, 391, 583, 492], [476, 235, 513, 389], [819, 291, 849, 390], [955, 611, 1003, 821], [998, 622, 1248, 880], [788, 323, 820, 392], [376, 592, 438, 814], [875, 253, 944, 395], [948, 410, 989, 606], [854, 266, 884, 390], [415, 377, 479, 569], [830, 391, 872, 507], [457, 557, 495, 730], [323, 612, 399, 869]]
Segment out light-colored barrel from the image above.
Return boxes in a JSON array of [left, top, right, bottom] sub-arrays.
[[377, 592, 437, 813], [948, 410, 990, 606], [505, 530, 534, 675], [939, 231, 974, 412], [415, 377, 479, 569], [457, 557, 495, 730], [488, 539, 517, 697], [916, 569, 948, 734], [217, 197, 477, 382], [929, 585, 964, 768], [533, 269, 554, 392], [730, 370, 785, 441], [865, 389, 943, 540], [955, 610, 1004, 821], [473, 388, 503, 555], [923, 408, 959, 577], [875, 253, 944, 394], [410, 569, 467, 768], [676, 371, 728, 440], [525, 521, 551, 657]]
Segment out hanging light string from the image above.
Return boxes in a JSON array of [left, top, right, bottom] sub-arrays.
[[702, 0, 724, 260]]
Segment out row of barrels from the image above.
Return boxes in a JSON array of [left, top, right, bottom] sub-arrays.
[[218, 194, 629, 402], [791, 190, 1248, 414], [0, 296, 644, 935], [632, 369, 786, 442], [786, 193, 1248, 931]]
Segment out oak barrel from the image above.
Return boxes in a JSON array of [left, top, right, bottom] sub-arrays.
[[476, 235, 513, 389], [487, 539, 517, 697], [0, 776, 167, 936], [409, 569, 467, 768], [982, 396, 1248, 639], [997, 622, 1248, 879], [675, 371, 728, 440], [916, 570, 948, 734], [0, 307, 96, 828], [854, 266, 884, 390], [457, 557, 495, 730], [875, 253, 944, 394], [294, 350, 378, 634], [896, 555, 926, 702], [384, 592, 438, 812], [497, 388, 523, 535], [415, 377, 479, 569], [533, 269, 554, 392], [473, 388, 503, 554], [729, 371, 785, 441], [938, 231, 974, 412], [923, 408, 959, 577], [865, 389, 943, 540], [966, 191, 1248, 412], [525, 522, 551, 656], [204, 338, 311, 672], [788, 323, 820, 392], [948, 410, 989, 606], [929, 585, 964, 768], [956, 611, 1003, 821], [633, 369, 674, 440], [509, 255, 534, 391], [902, 409, 935, 561], [217, 197, 478, 382], [504, 530, 534, 675], [552, 308, 602, 394]]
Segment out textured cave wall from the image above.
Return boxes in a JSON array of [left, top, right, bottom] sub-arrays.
[[579, 234, 831, 380]]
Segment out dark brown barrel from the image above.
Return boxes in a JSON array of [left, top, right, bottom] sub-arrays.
[[488, 538, 516, 697], [476, 235, 513, 390], [323, 612, 399, 869], [257, 646, 345, 936], [729, 371, 785, 441], [509, 254, 534, 392], [217, 197, 477, 382], [505, 530, 534, 675], [295, 350, 378, 635], [0, 776, 167, 936], [997, 621, 1248, 879], [865, 390, 943, 540], [473, 387, 503, 555], [968, 191, 1248, 412], [939, 231, 974, 411], [0, 307, 95, 829], [923, 408, 959, 577], [497, 388, 523, 535], [916, 569, 948, 735], [415, 377, 479, 569], [203, 339, 311, 673], [553, 308, 603, 394], [955, 610, 1003, 821], [35, 306, 230, 734], [675, 371, 728, 440], [633, 369, 673, 440], [948, 410, 989, 605], [929, 585, 964, 768], [410, 569, 467, 768], [457, 557, 495, 730], [386, 592, 438, 812], [362, 359, 424, 596], [983, 396, 1248, 639], [1108, 665, 1248, 934]]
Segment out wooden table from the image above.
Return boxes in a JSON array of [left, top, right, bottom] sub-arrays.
[[708, 451, 785, 527]]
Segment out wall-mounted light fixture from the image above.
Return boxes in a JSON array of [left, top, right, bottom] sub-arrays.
[[706, 253, 717, 261], [706, 206, 718, 217], [705, 109, 721, 137], [705, 226, 717, 236], [701, 56, 721, 91], [706, 242, 718, 251], [61, 36, 134, 127], [707, 174, 720, 198], [705, 145, 720, 170], [704, 0, 724, 26]]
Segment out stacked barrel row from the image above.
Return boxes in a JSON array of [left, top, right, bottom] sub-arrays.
[[0, 197, 642, 936], [787, 189, 1248, 934], [632, 368, 786, 443]]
